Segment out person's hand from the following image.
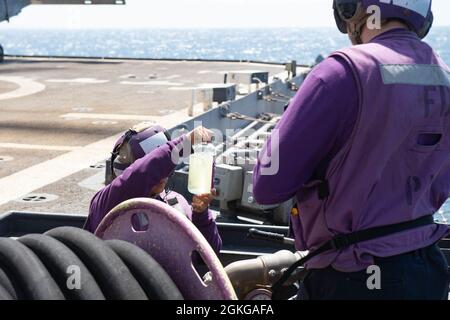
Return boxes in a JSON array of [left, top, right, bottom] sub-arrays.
[[192, 189, 217, 213], [187, 126, 214, 145]]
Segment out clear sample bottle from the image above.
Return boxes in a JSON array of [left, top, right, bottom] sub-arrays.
[[188, 143, 215, 195]]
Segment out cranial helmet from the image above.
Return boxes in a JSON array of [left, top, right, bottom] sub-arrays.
[[333, 0, 434, 41], [110, 122, 171, 180]]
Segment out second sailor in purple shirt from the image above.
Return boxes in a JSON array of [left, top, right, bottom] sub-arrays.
[[253, 0, 449, 300], [84, 123, 222, 255]]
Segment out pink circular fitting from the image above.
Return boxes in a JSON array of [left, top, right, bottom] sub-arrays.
[[95, 198, 237, 300]]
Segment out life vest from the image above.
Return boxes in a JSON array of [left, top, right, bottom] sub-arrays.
[[292, 30, 450, 272]]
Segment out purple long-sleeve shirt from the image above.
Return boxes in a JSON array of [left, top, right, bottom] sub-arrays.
[[253, 55, 358, 204], [254, 29, 450, 271], [85, 135, 222, 254]]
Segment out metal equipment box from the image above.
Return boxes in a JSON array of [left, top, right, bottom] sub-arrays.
[[212, 84, 237, 104], [213, 164, 243, 201]]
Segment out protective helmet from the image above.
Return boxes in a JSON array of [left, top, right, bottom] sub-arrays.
[[333, 0, 434, 40], [110, 122, 171, 180]]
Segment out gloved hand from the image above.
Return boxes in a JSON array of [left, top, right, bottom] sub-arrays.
[[187, 126, 214, 145], [192, 189, 217, 213]]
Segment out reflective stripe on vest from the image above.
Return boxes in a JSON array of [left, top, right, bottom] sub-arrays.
[[380, 64, 450, 86]]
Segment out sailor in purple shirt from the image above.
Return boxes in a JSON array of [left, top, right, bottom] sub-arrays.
[[84, 124, 222, 255], [254, 0, 449, 299]]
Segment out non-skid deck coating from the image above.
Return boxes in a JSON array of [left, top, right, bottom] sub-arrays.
[[0, 56, 285, 215]]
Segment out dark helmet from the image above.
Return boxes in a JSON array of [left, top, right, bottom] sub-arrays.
[[333, 0, 434, 39], [110, 122, 171, 180]]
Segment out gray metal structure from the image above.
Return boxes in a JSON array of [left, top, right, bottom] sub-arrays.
[[103, 71, 308, 226]]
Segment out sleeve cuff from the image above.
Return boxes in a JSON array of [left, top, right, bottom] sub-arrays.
[[191, 209, 214, 227], [170, 134, 193, 160]]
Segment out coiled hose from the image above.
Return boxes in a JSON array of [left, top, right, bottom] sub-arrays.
[[0, 227, 183, 300]]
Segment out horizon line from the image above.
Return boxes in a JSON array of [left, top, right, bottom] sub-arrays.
[[1, 25, 449, 29]]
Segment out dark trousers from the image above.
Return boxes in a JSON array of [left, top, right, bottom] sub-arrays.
[[298, 244, 450, 300]]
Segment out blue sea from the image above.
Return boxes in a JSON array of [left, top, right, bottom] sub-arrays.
[[0, 27, 449, 224], [0, 27, 449, 65]]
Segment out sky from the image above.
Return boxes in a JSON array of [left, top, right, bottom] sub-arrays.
[[0, 0, 449, 29]]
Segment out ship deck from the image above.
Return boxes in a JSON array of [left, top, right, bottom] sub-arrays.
[[0, 56, 286, 216]]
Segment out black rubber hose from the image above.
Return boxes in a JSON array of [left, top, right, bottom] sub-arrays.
[[0, 238, 65, 300], [0, 283, 13, 300], [106, 240, 184, 300], [0, 266, 17, 300], [19, 234, 106, 300], [45, 227, 147, 300]]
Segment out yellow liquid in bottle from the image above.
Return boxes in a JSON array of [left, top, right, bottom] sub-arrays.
[[188, 152, 214, 195]]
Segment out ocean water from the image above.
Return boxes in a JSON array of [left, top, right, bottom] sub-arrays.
[[0, 27, 448, 65], [0, 27, 449, 224]]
